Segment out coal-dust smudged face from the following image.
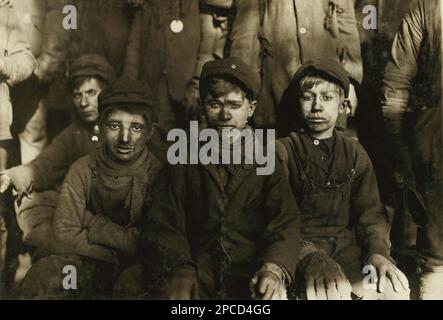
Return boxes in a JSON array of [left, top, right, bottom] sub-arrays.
[[298, 80, 345, 139], [72, 78, 103, 124], [204, 91, 257, 132], [102, 108, 151, 163]]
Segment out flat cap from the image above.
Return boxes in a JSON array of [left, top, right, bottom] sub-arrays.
[[200, 57, 261, 100], [289, 59, 350, 98], [68, 54, 116, 84], [98, 78, 156, 114]]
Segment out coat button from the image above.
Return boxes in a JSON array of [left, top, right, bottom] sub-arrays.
[[299, 27, 307, 34], [326, 181, 331, 186], [313, 140, 320, 146]]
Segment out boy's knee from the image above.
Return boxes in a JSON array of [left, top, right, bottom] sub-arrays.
[[19, 255, 70, 299]]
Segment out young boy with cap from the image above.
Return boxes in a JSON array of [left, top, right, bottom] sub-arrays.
[[19, 78, 164, 299], [141, 57, 300, 300], [276, 59, 410, 300], [0, 54, 115, 255]]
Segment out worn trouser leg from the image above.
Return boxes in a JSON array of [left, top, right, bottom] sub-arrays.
[[113, 263, 147, 299], [19, 255, 116, 299], [14, 191, 58, 249], [336, 244, 410, 300], [19, 100, 48, 164]]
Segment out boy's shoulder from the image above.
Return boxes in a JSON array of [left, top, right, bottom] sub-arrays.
[[335, 131, 371, 160], [68, 155, 93, 177], [277, 130, 371, 165]]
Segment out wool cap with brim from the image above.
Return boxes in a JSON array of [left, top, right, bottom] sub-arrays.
[[200, 57, 261, 100], [289, 59, 350, 98], [68, 54, 116, 84], [98, 78, 157, 122]]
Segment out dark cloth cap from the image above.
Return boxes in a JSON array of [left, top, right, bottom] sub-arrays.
[[68, 54, 116, 84], [98, 78, 156, 119], [289, 59, 350, 97], [200, 57, 261, 100]]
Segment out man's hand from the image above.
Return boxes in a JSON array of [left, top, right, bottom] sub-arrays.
[[301, 251, 352, 300], [0, 172, 11, 193], [127, 0, 144, 7], [366, 253, 409, 294], [1, 165, 34, 200], [162, 268, 198, 300], [250, 263, 288, 300]]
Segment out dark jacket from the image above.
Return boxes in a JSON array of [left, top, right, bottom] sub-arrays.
[[138, 0, 200, 102], [230, 0, 362, 105], [276, 131, 392, 261], [69, 0, 133, 76], [142, 153, 300, 291], [27, 122, 99, 191]]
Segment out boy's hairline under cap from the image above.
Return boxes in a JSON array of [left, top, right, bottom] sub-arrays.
[[289, 58, 350, 98]]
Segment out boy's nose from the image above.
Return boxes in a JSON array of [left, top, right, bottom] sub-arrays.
[[219, 108, 232, 120], [311, 98, 323, 112], [119, 128, 130, 143], [80, 95, 88, 108]]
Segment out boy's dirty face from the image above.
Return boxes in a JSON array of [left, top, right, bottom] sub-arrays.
[[102, 108, 150, 163], [72, 78, 103, 124], [298, 80, 345, 139], [204, 90, 256, 132]]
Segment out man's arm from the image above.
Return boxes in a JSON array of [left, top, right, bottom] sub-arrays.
[[229, 0, 261, 73], [53, 158, 117, 264], [27, 125, 78, 191], [0, 7, 35, 86], [336, 0, 363, 85], [381, 1, 424, 185], [34, 0, 71, 82]]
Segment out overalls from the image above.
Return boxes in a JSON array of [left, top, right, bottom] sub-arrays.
[[279, 133, 364, 289]]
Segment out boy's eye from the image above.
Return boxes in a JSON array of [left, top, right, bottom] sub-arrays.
[[132, 125, 144, 132], [73, 93, 81, 100], [86, 90, 97, 96], [322, 95, 333, 101], [107, 123, 120, 130], [302, 94, 314, 101], [229, 103, 243, 109], [208, 101, 223, 109]]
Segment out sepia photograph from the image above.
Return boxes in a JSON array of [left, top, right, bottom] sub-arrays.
[[0, 0, 441, 309]]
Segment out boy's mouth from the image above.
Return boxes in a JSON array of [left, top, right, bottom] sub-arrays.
[[307, 117, 327, 123], [116, 146, 134, 154]]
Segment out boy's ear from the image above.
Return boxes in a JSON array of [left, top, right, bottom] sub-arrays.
[[339, 99, 349, 114], [248, 100, 258, 119]]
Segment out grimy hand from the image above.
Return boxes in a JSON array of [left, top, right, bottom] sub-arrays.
[[366, 253, 409, 294], [250, 271, 286, 300], [162, 268, 198, 300], [0, 172, 11, 193], [302, 251, 352, 300]]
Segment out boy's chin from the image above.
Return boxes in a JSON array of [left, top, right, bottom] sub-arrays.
[[305, 124, 334, 136]]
